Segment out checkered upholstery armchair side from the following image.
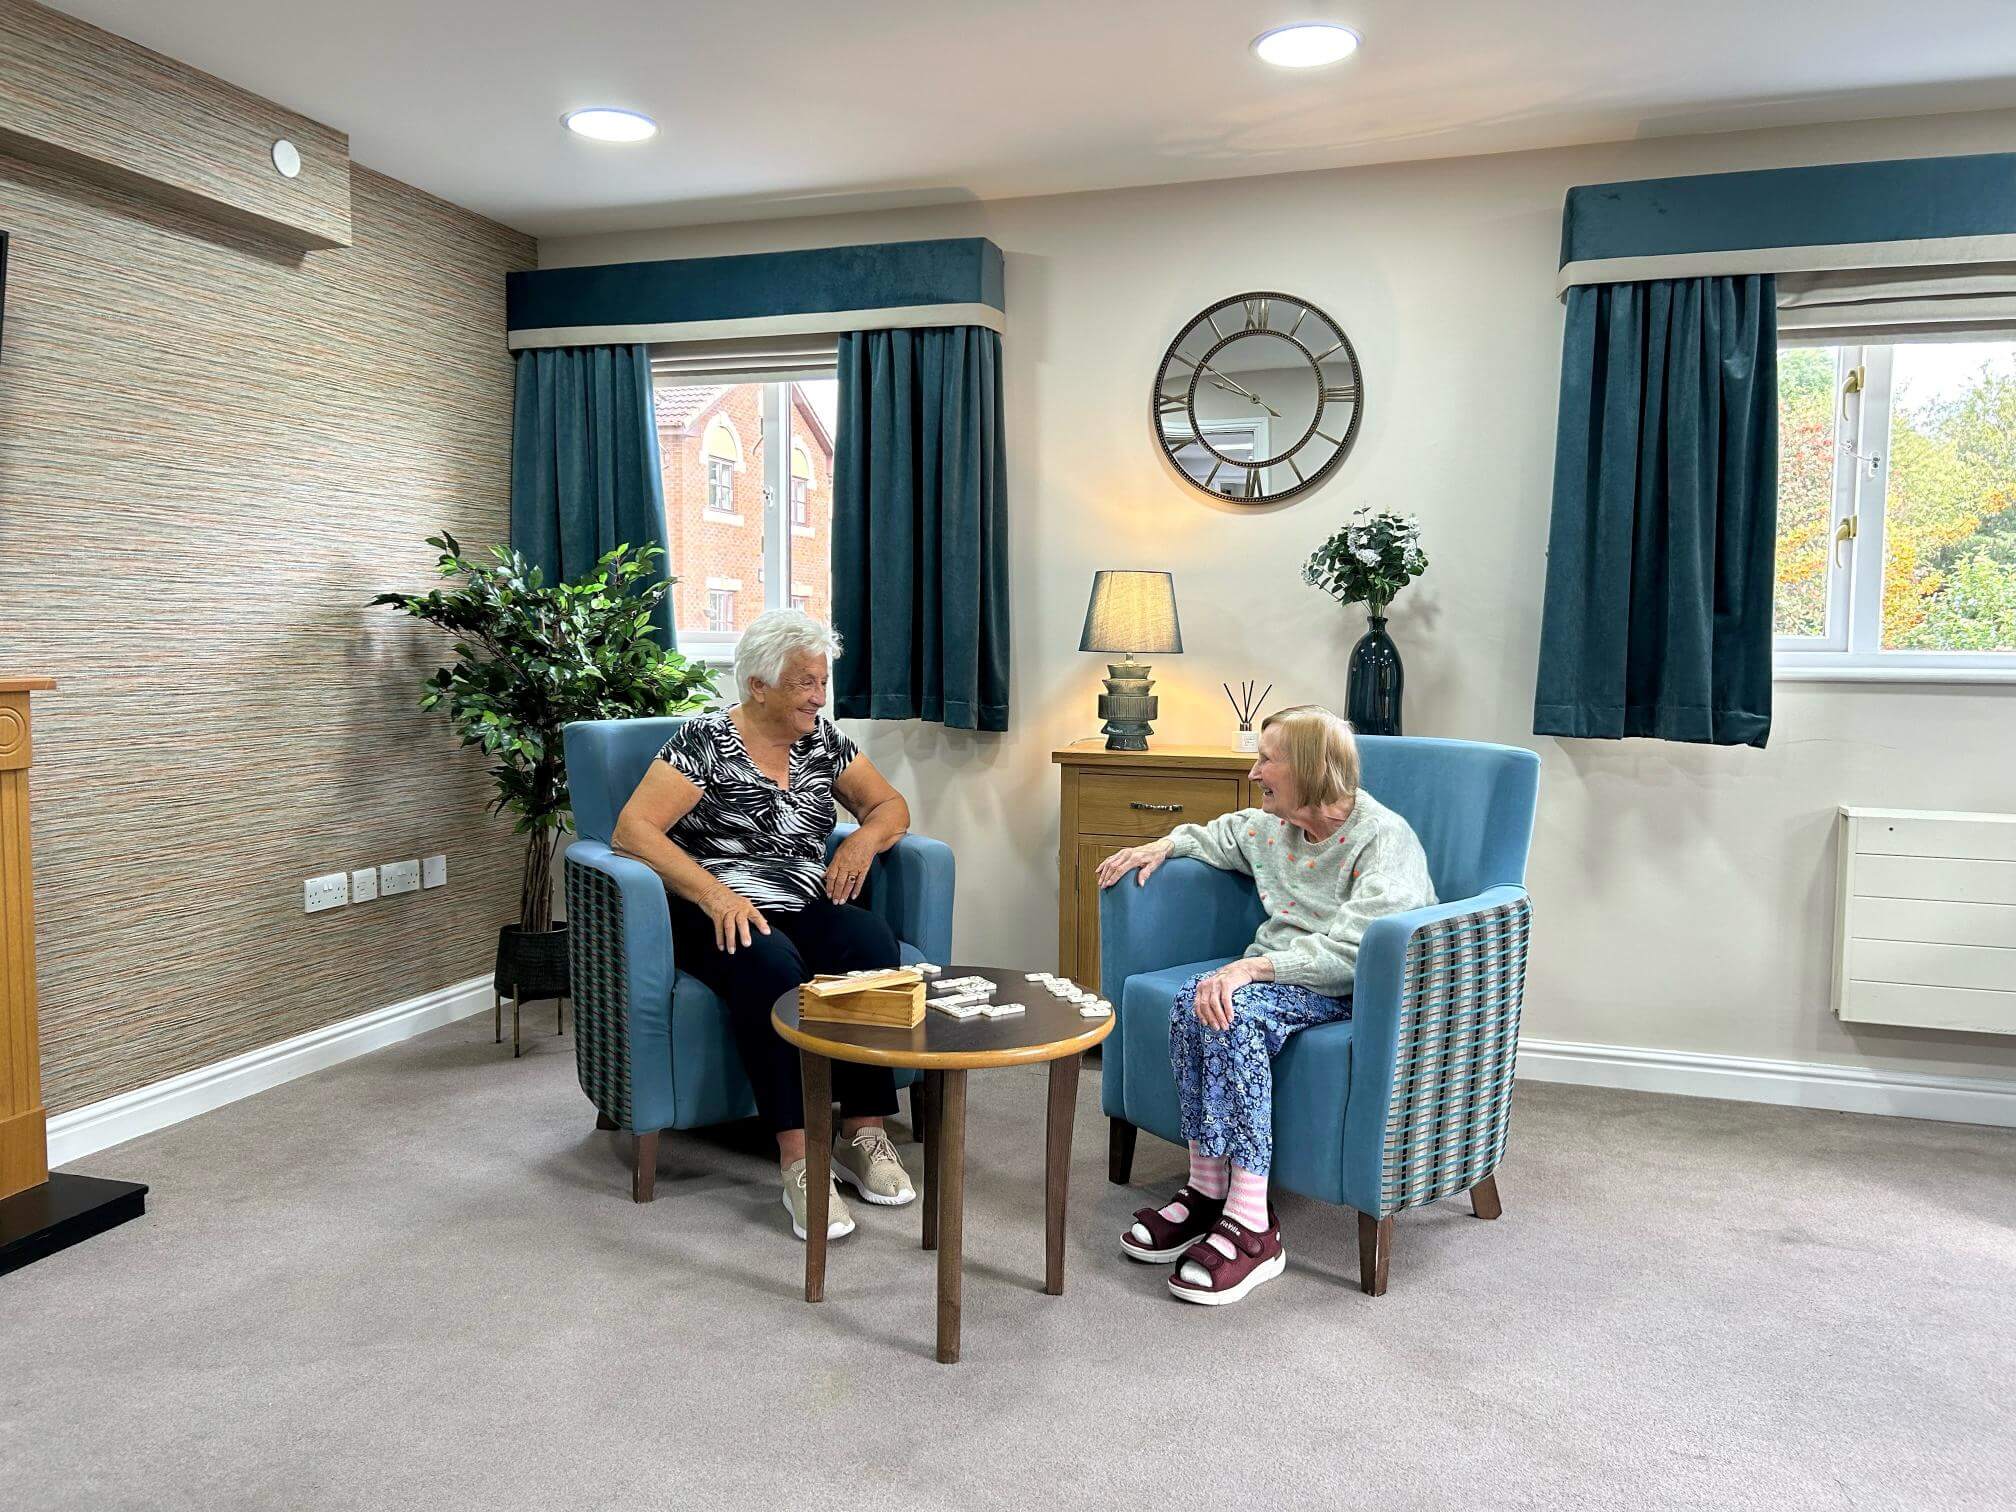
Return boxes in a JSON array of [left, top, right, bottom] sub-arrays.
[[1342, 885, 1534, 1221], [562, 841, 676, 1134]]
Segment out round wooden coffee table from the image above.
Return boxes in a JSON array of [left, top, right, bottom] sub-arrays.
[[771, 965, 1115, 1364]]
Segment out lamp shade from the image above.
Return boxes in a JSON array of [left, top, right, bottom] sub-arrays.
[[1078, 570, 1182, 656]]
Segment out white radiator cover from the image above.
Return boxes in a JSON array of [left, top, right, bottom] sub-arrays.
[[1835, 807, 2016, 1034]]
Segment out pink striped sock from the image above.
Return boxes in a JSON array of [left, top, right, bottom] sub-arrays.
[[1222, 1165, 1270, 1231], [1156, 1146, 1227, 1224], [1188, 1146, 1229, 1200]]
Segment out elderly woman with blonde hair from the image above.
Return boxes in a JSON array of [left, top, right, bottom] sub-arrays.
[[1096, 704, 1436, 1304]]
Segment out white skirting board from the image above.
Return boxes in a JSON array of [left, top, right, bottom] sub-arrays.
[[44, 987, 2016, 1166], [1516, 1037, 2016, 1129], [46, 974, 495, 1168]]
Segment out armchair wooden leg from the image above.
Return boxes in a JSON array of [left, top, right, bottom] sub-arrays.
[[1108, 1118, 1137, 1185], [595, 1111, 617, 1132], [493, 990, 502, 1045], [631, 1131, 659, 1204], [1471, 1174, 1503, 1220], [1358, 1213, 1392, 1296]]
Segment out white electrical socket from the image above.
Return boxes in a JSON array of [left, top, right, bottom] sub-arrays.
[[380, 859, 421, 896], [304, 872, 349, 913], [350, 867, 378, 904], [421, 854, 447, 889]]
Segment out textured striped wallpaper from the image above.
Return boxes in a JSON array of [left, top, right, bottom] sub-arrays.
[[0, 0, 350, 249], [0, 151, 536, 1113]]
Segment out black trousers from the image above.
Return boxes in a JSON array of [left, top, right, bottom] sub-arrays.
[[668, 896, 902, 1134]]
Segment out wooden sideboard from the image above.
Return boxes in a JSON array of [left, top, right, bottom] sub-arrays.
[[1052, 742, 1259, 986]]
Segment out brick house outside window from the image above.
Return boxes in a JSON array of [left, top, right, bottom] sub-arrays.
[[653, 382, 838, 640]]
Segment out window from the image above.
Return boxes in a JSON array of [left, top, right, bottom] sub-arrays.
[[790, 441, 814, 528], [1774, 340, 2016, 677], [698, 416, 744, 521], [655, 378, 838, 665], [705, 588, 735, 633], [1162, 417, 1269, 499]]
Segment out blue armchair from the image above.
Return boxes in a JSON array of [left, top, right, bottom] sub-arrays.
[[561, 717, 955, 1202], [1100, 735, 1538, 1294]]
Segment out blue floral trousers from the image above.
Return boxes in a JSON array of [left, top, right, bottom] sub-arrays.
[[1170, 973, 1353, 1176]]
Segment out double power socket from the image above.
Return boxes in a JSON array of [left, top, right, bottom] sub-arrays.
[[304, 854, 447, 914]]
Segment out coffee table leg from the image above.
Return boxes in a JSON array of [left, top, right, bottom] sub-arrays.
[[921, 1070, 941, 1252], [802, 1050, 833, 1304], [936, 1069, 968, 1364], [1045, 1053, 1080, 1296]]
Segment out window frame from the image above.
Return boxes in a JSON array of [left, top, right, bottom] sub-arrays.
[[660, 377, 836, 675], [1774, 340, 2016, 684], [703, 454, 738, 521], [704, 587, 736, 634]]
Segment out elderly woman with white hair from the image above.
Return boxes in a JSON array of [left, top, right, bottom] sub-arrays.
[[1096, 704, 1437, 1305], [612, 609, 916, 1243]]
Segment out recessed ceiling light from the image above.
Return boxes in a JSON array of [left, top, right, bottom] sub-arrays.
[[562, 108, 659, 143], [1252, 22, 1362, 69]]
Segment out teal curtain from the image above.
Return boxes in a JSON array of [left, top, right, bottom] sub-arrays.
[[832, 326, 1009, 732], [1533, 275, 1778, 748], [510, 344, 675, 650]]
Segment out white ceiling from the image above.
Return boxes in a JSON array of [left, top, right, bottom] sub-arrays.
[[46, 0, 2016, 238]]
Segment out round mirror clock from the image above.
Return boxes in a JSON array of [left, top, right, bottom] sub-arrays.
[[1152, 292, 1363, 504]]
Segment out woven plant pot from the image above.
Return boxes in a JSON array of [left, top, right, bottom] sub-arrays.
[[495, 924, 570, 1002]]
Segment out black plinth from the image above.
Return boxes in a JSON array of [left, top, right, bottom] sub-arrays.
[[0, 1172, 148, 1276]]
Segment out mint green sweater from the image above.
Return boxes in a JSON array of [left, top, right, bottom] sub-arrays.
[[1164, 792, 1437, 997]]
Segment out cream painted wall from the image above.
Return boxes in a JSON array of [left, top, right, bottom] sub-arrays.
[[544, 109, 2016, 1084]]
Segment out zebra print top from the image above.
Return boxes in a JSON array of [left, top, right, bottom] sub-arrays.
[[657, 711, 861, 912]]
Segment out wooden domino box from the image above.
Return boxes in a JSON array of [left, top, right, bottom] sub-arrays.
[[797, 968, 926, 1028]]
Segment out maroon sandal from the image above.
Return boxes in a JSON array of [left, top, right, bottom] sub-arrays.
[[1120, 1186, 1227, 1264], [1167, 1209, 1286, 1305]]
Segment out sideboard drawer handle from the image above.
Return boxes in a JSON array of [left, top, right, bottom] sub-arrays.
[[1130, 801, 1183, 812]]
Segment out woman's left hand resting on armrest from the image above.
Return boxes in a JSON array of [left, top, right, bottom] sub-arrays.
[[825, 753, 910, 903], [1097, 839, 1173, 889]]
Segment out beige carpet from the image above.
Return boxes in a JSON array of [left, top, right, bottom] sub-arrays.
[[6, 1012, 2014, 1511]]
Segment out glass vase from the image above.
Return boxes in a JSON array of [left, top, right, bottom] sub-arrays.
[[1345, 611, 1404, 736]]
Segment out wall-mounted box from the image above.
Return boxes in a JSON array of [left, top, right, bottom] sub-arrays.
[[1834, 807, 2016, 1034]]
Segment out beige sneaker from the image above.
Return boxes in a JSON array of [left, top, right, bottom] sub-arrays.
[[831, 1125, 917, 1206], [781, 1159, 855, 1241]]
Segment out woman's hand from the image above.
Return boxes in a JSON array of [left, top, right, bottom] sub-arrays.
[[1096, 839, 1174, 889], [824, 830, 878, 903], [1192, 959, 1264, 1030], [703, 886, 770, 954]]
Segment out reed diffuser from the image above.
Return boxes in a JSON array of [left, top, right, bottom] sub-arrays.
[[1223, 680, 1271, 753]]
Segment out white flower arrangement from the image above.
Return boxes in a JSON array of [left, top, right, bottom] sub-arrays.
[[1302, 507, 1429, 615]]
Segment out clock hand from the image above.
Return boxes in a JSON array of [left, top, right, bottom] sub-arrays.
[[1206, 373, 1283, 418]]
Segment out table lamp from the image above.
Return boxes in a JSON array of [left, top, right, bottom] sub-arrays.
[[1078, 570, 1182, 750]]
